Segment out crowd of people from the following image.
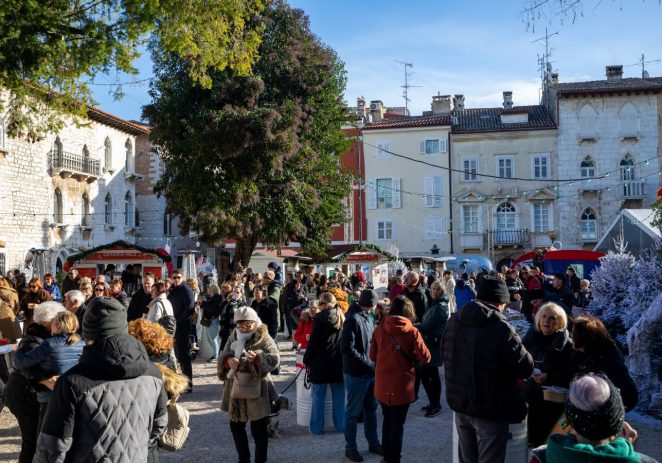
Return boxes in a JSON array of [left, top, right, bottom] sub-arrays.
[[0, 260, 656, 463]]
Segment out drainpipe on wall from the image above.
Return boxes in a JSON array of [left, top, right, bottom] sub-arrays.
[[447, 130, 454, 253]]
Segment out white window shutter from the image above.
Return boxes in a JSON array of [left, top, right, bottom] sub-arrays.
[[392, 177, 402, 208], [549, 204, 554, 231], [424, 176, 433, 207], [367, 179, 377, 210], [391, 220, 396, 240], [477, 205, 483, 231], [434, 175, 443, 207], [419, 141, 426, 154], [440, 138, 447, 153]]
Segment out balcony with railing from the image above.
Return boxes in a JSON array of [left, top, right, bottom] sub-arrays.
[[487, 229, 530, 247], [620, 179, 645, 199], [49, 150, 101, 182]]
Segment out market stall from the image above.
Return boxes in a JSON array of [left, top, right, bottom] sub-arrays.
[[325, 244, 395, 292], [65, 240, 172, 280]]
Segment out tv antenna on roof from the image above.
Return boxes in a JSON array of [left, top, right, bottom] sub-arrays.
[[532, 28, 559, 101], [395, 60, 421, 115], [625, 54, 661, 78]]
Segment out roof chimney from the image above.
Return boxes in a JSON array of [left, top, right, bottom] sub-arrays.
[[431, 93, 451, 114], [606, 65, 623, 82], [452, 94, 465, 111], [357, 97, 366, 117], [551, 73, 559, 86], [502, 91, 513, 109]]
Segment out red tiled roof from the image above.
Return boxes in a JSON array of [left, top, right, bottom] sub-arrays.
[[364, 114, 451, 130], [556, 77, 662, 96], [451, 105, 556, 134], [86, 106, 150, 135]]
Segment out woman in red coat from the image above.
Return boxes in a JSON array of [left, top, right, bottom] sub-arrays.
[[293, 303, 317, 350], [369, 296, 430, 463]]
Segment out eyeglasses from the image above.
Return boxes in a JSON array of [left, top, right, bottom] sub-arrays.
[[94, 288, 105, 293], [172, 275, 183, 280], [237, 320, 255, 327]]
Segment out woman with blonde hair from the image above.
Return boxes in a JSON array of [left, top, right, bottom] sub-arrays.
[[14, 309, 84, 433], [522, 302, 573, 446], [303, 292, 346, 434]]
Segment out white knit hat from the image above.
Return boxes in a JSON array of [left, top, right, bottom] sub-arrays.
[[234, 306, 260, 324]]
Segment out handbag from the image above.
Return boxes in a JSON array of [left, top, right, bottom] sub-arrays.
[[230, 370, 262, 399], [157, 401, 190, 451], [199, 317, 212, 328]]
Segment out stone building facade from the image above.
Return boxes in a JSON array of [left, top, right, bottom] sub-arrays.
[[551, 66, 662, 250], [450, 93, 558, 267], [0, 105, 148, 277]]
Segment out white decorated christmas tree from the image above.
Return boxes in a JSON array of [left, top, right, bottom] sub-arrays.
[[588, 235, 636, 347]]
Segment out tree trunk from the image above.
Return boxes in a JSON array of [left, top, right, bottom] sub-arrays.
[[627, 292, 662, 412], [232, 236, 258, 274]]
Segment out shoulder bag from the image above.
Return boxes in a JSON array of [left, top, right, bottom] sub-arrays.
[[387, 332, 419, 368], [230, 370, 262, 399]]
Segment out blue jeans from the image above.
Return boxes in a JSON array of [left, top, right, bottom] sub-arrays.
[[343, 373, 379, 451], [205, 318, 220, 359], [310, 382, 345, 435]]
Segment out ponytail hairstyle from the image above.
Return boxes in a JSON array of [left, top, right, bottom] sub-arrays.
[[52, 311, 81, 344]]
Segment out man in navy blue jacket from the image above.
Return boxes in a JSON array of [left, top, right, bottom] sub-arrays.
[[341, 289, 383, 462], [168, 269, 195, 391]]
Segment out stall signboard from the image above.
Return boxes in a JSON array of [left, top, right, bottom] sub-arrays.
[[371, 263, 389, 293], [344, 252, 383, 263]]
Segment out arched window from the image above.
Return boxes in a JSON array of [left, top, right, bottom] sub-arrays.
[[496, 202, 516, 230], [578, 104, 597, 138], [53, 189, 63, 223], [125, 139, 133, 172], [124, 192, 134, 227], [104, 137, 112, 171], [580, 156, 595, 178], [580, 208, 597, 241], [619, 102, 639, 137], [54, 136, 63, 162], [620, 155, 635, 181], [81, 193, 90, 226], [164, 213, 172, 236], [104, 194, 113, 224]]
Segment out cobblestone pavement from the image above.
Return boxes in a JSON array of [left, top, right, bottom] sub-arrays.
[[1, 337, 661, 462]]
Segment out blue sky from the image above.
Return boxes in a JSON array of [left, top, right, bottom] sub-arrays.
[[91, 0, 662, 121]]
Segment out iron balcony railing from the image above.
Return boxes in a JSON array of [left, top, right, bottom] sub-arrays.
[[49, 150, 101, 177], [487, 229, 530, 246], [621, 179, 645, 199]]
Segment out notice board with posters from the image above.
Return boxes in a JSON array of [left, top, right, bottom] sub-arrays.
[[371, 263, 388, 293]]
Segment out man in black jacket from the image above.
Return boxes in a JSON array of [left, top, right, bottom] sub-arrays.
[[442, 275, 533, 463], [127, 274, 154, 321], [168, 269, 195, 391], [33, 297, 168, 463], [341, 290, 383, 462], [403, 271, 427, 321]]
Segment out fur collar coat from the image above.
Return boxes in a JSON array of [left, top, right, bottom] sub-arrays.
[[217, 324, 279, 422]]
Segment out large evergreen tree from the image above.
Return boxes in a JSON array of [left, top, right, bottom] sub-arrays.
[[144, 0, 352, 271], [0, 0, 265, 141]]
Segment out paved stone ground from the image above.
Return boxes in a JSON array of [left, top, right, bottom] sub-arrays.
[[2, 338, 661, 462]]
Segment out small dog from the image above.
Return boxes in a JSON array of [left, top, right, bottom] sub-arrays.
[[266, 395, 291, 438]]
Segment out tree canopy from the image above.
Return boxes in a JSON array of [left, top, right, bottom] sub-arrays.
[[144, 0, 352, 270], [0, 0, 265, 141]]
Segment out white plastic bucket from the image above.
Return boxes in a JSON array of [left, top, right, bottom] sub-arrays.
[[452, 412, 528, 463], [295, 367, 335, 429]]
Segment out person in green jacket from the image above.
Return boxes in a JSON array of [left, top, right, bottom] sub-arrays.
[[530, 374, 658, 463]]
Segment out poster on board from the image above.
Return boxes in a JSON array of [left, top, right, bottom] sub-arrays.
[[371, 263, 389, 294]]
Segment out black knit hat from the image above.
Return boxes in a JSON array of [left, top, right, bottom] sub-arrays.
[[565, 375, 625, 441], [477, 275, 510, 305], [359, 289, 378, 307], [83, 296, 128, 341]]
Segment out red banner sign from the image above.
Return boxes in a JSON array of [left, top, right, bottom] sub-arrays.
[[85, 252, 159, 262]]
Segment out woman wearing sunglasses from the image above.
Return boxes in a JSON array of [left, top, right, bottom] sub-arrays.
[[19, 278, 53, 334], [218, 306, 279, 463]]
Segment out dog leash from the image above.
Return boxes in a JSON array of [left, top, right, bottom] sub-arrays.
[[279, 368, 302, 395]]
